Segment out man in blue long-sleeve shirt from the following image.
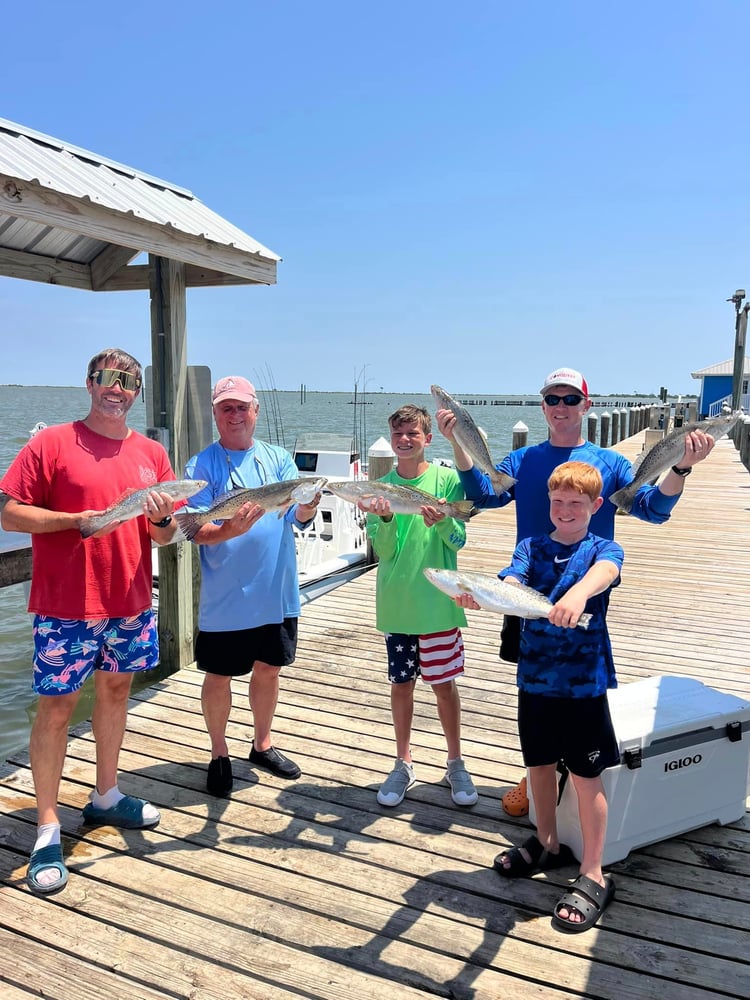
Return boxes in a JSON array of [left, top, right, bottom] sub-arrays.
[[436, 366, 716, 814]]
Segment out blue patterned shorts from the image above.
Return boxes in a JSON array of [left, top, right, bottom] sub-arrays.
[[31, 610, 159, 696]]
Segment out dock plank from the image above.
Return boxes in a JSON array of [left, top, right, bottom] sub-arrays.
[[0, 433, 748, 999]]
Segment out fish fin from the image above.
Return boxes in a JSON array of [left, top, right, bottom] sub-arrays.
[[577, 613, 593, 630], [172, 511, 202, 542], [452, 500, 477, 522], [608, 487, 634, 513], [489, 471, 515, 495]]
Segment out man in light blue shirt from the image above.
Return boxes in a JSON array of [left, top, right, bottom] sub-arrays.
[[184, 376, 321, 797]]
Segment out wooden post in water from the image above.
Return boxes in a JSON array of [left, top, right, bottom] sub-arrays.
[[587, 411, 598, 443], [618, 408, 629, 439], [611, 410, 620, 445], [600, 412, 610, 448], [512, 421, 528, 450]]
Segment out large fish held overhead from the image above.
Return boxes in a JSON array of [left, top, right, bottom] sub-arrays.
[[327, 479, 476, 521], [173, 477, 327, 542], [79, 480, 208, 539], [430, 384, 516, 496], [609, 412, 741, 513], [423, 567, 592, 628]]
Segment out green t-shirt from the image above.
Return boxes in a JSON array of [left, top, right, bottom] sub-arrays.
[[367, 464, 468, 634]]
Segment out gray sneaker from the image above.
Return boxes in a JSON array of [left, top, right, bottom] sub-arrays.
[[444, 758, 478, 806], [377, 758, 416, 807]]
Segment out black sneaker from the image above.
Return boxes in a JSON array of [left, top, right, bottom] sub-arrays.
[[206, 755, 233, 797], [248, 743, 301, 779]]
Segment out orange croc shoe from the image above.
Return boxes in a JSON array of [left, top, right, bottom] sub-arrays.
[[502, 777, 529, 817]]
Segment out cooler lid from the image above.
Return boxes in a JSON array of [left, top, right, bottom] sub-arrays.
[[608, 675, 750, 747]]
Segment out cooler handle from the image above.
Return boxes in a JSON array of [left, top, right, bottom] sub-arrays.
[[622, 746, 642, 770]]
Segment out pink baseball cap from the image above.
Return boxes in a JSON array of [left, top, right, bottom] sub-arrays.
[[539, 367, 589, 397], [212, 376, 257, 406]]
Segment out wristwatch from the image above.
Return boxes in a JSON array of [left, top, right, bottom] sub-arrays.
[[149, 515, 173, 527], [671, 465, 692, 477]]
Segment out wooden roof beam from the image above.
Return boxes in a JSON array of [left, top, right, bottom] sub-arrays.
[[90, 243, 141, 289], [0, 245, 92, 288], [100, 262, 265, 291]]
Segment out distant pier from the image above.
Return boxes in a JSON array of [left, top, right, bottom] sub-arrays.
[[457, 396, 684, 408]]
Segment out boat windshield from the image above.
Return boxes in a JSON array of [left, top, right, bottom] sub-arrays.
[[293, 433, 358, 459]]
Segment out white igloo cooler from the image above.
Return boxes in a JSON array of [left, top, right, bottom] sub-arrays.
[[528, 675, 750, 865]]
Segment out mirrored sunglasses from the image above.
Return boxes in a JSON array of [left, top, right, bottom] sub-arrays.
[[89, 368, 142, 392], [544, 393, 584, 407]]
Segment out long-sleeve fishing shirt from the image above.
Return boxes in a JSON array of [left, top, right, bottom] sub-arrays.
[[459, 440, 680, 543], [367, 465, 467, 635]]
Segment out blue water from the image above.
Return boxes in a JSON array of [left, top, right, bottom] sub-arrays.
[[0, 382, 592, 759]]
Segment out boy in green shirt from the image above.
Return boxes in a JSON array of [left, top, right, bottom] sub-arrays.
[[362, 405, 478, 808]]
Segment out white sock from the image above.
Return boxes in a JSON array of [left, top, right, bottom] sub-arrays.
[[91, 785, 124, 810], [32, 823, 63, 888], [34, 822, 61, 852]]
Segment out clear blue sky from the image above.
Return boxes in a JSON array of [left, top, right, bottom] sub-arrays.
[[1, 1, 748, 394]]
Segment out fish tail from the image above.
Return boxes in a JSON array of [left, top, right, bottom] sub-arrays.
[[452, 500, 477, 522], [172, 511, 202, 542], [577, 613, 593, 630], [489, 470, 516, 495], [608, 487, 634, 513]]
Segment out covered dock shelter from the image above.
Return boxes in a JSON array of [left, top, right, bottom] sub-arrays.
[[0, 116, 281, 671]]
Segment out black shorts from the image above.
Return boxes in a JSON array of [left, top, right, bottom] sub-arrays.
[[499, 614, 521, 662], [195, 618, 298, 676], [517, 689, 620, 778]]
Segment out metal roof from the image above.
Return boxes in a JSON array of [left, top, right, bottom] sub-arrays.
[[691, 359, 750, 378], [0, 118, 280, 289]]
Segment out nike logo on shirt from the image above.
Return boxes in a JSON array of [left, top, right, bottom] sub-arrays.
[[553, 554, 572, 564]]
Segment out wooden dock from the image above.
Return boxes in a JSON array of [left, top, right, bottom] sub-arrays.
[[0, 434, 748, 999]]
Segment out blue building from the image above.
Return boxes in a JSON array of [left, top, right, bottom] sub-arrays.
[[690, 359, 750, 417]]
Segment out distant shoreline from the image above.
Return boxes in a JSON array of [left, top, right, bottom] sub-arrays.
[[0, 384, 698, 401]]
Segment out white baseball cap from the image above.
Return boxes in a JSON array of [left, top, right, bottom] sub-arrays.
[[539, 367, 589, 397]]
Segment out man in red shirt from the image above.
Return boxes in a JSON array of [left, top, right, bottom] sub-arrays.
[[1, 348, 178, 896]]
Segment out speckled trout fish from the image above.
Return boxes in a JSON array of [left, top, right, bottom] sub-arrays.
[[79, 480, 207, 539], [327, 480, 476, 521], [423, 567, 592, 629], [430, 384, 516, 496], [173, 477, 327, 541], [609, 412, 740, 513]]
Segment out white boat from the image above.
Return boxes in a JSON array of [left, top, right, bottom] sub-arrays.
[[291, 432, 371, 601]]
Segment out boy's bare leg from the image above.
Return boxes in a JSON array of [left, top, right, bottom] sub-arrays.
[[527, 763, 561, 853], [557, 772, 608, 923], [391, 680, 416, 761], [431, 679, 461, 760]]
